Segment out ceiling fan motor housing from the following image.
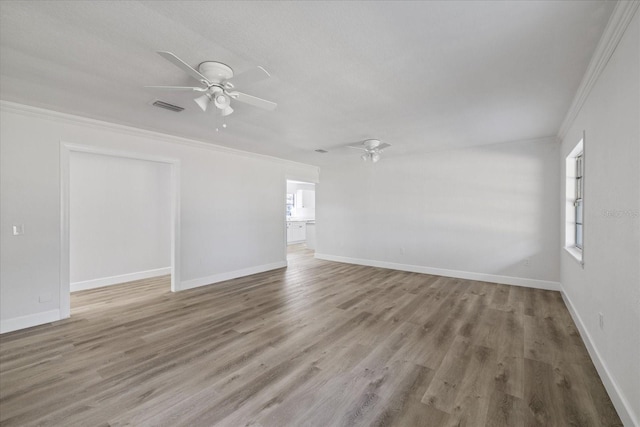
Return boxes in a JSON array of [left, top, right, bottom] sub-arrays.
[[198, 61, 234, 83], [364, 139, 381, 150]]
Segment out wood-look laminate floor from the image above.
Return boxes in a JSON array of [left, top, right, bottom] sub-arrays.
[[0, 245, 621, 426]]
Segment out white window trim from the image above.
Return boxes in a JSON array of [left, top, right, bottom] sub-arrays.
[[564, 246, 584, 265], [564, 136, 584, 267]]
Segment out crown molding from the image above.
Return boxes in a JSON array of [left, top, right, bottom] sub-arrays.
[[0, 100, 319, 172], [557, 1, 639, 141]]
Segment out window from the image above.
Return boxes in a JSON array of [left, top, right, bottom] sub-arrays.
[[565, 137, 584, 263], [575, 153, 583, 249], [286, 193, 295, 217]]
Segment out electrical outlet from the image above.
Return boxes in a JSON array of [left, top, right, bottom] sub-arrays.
[[524, 258, 530, 267], [39, 293, 52, 303], [599, 312, 604, 330], [400, 247, 405, 255]]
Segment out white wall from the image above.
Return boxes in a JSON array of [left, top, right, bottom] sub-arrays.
[[317, 138, 560, 288], [560, 10, 639, 426], [0, 103, 318, 332], [70, 151, 171, 289], [286, 181, 315, 193]]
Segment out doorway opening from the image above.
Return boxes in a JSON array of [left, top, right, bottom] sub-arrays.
[[60, 143, 180, 319], [285, 180, 316, 259]]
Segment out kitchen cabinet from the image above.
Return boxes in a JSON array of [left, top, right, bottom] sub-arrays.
[[295, 189, 315, 209], [305, 222, 316, 250], [287, 221, 306, 243]]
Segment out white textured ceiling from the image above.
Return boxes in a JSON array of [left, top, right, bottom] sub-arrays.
[[0, 1, 614, 166]]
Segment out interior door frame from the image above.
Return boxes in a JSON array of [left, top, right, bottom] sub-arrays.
[[59, 142, 181, 319], [284, 177, 317, 260]]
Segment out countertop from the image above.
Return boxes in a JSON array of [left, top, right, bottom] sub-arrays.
[[287, 217, 315, 223]]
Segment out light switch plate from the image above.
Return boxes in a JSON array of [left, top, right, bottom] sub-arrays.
[[12, 224, 24, 236]]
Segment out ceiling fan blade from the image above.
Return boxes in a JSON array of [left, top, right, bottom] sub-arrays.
[[377, 143, 391, 150], [145, 85, 207, 92], [229, 91, 277, 111], [347, 145, 366, 151], [157, 51, 210, 85], [229, 66, 271, 88]]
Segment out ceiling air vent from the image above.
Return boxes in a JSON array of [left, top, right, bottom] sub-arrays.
[[315, 149, 328, 153], [152, 100, 184, 112]]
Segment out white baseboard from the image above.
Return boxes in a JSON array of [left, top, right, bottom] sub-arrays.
[[71, 267, 172, 292], [179, 261, 287, 291], [561, 291, 638, 427], [1, 309, 61, 334], [314, 253, 561, 291]]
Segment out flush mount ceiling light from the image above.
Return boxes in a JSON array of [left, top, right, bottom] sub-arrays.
[[146, 51, 277, 118], [349, 139, 391, 163]]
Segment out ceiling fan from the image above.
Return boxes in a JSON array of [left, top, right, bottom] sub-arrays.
[[348, 139, 391, 163], [146, 51, 277, 117]]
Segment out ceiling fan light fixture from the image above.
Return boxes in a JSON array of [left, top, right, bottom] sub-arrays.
[[214, 92, 231, 109], [349, 139, 390, 163], [149, 52, 277, 118], [194, 93, 211, 111]]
